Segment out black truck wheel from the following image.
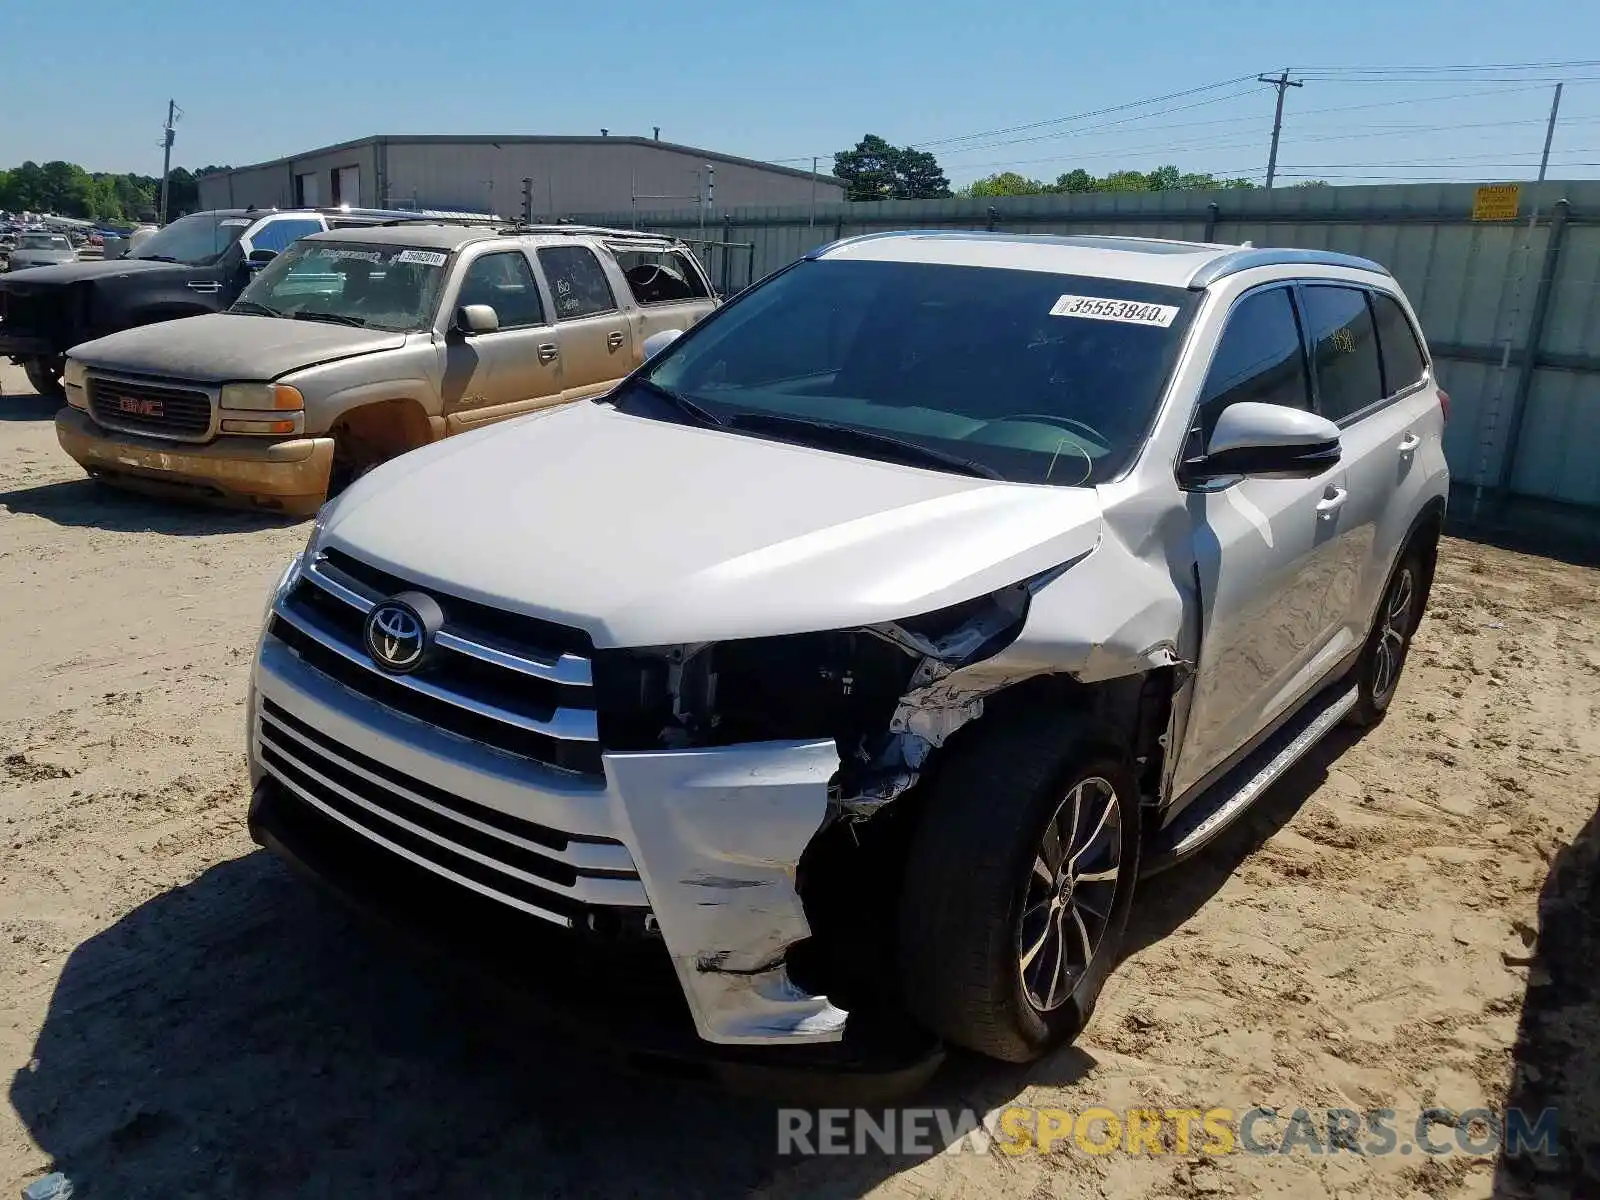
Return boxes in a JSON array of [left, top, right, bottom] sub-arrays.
[[22, 357, 65, 400], [897, 716, 1142, 1063], [1346, 545, 1426, 727]]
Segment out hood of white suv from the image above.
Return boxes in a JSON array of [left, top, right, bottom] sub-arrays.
[[321, 402, 1105, 647]]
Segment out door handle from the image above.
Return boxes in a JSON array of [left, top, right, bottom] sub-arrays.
[[606, 331, 625, 351], [1397, 432, 1421, 455], [1316, 485, 1348, 518], [186, 281, 221, 293], [537, 343, 558, 364]]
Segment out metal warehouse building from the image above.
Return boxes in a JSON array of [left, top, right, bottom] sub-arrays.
[[196, 134, 843, 219]]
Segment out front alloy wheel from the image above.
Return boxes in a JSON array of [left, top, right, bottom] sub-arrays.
[[1017, 777, 1123, 1012], [897, 719, 1142, 1063]]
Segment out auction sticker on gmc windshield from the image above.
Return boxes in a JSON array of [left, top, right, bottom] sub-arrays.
[[1050, 294, 1179, 326]]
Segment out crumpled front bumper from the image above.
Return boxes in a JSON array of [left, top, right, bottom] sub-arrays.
[[248, 628, 852, 1050]]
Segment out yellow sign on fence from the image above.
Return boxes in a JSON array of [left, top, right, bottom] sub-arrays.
[[1473, 184, 1521, 221]]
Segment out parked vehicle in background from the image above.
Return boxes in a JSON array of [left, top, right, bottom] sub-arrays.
[[5, 232, 77, 272], [244, 231, 1450, 1078], [56, 222, 718, 514], [0, 206, 444, 399]]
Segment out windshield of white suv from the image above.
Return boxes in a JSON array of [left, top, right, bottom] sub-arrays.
[[232, 241, 450, 332], [130, 212, 249, 265], [631, 258, 1199, 486], [18, 234, 70, 251]]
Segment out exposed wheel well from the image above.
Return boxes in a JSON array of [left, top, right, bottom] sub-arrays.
[[328, 399, 434, 476], [791, 668, 1171, 1014], [1404, 498, 1446, 611]]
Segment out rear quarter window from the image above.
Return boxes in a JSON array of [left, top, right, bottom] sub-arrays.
[[1370, 292, 1428, 396]]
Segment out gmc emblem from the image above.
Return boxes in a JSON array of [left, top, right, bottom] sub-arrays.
[[117, 396, 164, 418]]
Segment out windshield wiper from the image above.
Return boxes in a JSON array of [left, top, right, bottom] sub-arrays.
[[610, 377, 725, 427], [725, 411, 1006, 480], [132, 254, 179, 263], [231, 300, 282, 317], [289, 311, 368, 327]]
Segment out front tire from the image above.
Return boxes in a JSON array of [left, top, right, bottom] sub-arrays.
[[897, 718, 1142, 1063], [1347, 547, 1425, 727], [22, 356, 65, 400]]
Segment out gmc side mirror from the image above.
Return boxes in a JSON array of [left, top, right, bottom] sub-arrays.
[[246, 248, 277, 271], [1182, 402, 1341, 484], [455, 304, 500, 336]]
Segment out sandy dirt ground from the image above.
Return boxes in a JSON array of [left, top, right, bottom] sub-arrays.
[[1, 359, 1596, 1199]]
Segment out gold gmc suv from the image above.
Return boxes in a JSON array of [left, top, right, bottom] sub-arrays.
[[56, 222, 720, 515]]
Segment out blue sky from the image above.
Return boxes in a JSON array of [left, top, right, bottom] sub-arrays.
[[4, 0, 1599, 187]]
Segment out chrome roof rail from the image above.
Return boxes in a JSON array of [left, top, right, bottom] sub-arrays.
[[1187, 247, 1392, 289]]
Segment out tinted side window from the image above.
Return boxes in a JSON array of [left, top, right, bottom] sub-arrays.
[[1302, 285, 1384, 422], [537, 245, 618, 319], [1371, 292, 1427, 397], [252, 218, 324, 254], [456, 251, 545, 329], [1195, 286, 1310, 444]]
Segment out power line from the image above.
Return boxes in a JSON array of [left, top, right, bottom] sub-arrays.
[[907, 74, 1259, 152], [932, 86, 1267, 157], [1291, 58, 1600, 72]]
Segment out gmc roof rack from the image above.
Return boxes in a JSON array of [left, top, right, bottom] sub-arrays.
[[370, 216, 683, 243]]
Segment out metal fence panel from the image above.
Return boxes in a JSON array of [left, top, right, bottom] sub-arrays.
[[575, 180, 1600, 511]]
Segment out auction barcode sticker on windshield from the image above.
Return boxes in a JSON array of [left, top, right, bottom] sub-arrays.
[[394, 249, 448, 266], [1050, 294, 1179, 327]]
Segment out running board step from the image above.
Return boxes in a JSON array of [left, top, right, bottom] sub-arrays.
[[1143, 685, 1359, 874]]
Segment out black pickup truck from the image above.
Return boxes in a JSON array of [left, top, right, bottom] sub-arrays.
[[0, 206, 436, 397]]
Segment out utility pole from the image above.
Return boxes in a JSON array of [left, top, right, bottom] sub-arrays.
[[1537, 82, 1564, 183], [158, 99, 180, 224], [1258, 69, 1302, 189], [809, 156, 818, 228]]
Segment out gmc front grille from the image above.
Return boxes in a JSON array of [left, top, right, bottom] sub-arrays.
[[88, 376, 213, 440]]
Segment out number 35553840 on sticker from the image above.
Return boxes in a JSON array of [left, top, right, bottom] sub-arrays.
[[1049, 294, 1179, 327]]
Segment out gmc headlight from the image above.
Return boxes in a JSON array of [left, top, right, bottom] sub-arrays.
[[62, 358, 88, 390], [221, 382, 304, 411]]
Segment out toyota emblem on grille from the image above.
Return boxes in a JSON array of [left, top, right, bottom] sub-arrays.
[[362, 592, 444, 674]]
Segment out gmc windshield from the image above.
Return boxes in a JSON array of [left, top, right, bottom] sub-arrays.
[[234, 242, 449, 332], [630, 258, 1199, 485]]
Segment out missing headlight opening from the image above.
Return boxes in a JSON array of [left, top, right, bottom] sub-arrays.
[[592, 580, 1044, 819]]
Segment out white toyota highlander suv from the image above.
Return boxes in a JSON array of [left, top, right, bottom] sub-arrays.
[[247, 231, 1449, 1080]]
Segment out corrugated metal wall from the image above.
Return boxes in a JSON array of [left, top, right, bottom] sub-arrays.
[[382, 140, 843, 217], [575, 180, 1600, 511], [196, 143, 379, 211]]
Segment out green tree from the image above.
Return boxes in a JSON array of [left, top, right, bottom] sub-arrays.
[[960, 164, 1260, 198], [966, 171, 1050, 198], [165, 167, 199, 216], [6, 161, 48, 210], [832, 135, 952, 201]]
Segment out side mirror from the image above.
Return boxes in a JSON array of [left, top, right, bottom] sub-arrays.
[[246, 248, 277, 271], [1183, 401, 1341, 483], [641, 328, 683, 361], [455, 304, 500, 336]]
